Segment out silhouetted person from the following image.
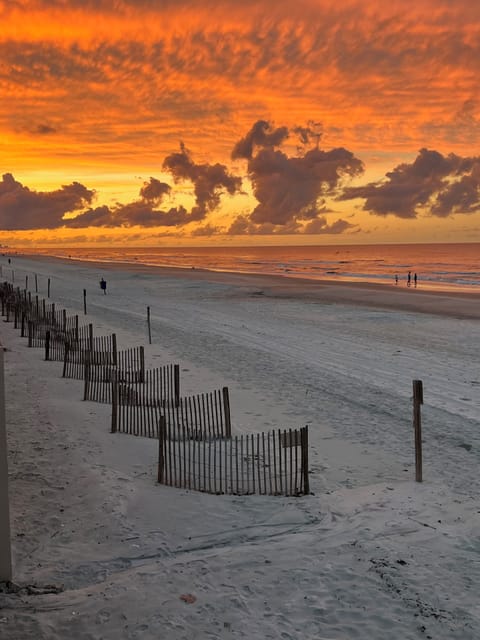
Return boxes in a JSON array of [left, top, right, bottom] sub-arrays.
[[407, 271, 411, 287], [395, 274, 398, 285], [100, 278, 107, 294], [414, 273, 417, 287]]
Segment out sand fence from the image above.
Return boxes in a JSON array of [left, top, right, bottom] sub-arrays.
[[0, 281, 311, 497]]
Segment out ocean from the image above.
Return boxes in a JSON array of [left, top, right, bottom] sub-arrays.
[[13, 243, 480, 292]]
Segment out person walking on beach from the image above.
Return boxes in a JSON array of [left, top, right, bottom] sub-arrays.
[[99, 277, 107, 294], [407, 271, 411, 287], [414, 273, 417, 287], [395, 274, 398, 285]]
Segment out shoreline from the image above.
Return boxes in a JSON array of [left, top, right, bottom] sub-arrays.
[[8, 252, 480, 320]]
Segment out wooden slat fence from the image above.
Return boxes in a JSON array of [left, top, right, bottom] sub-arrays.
[[85, 360, 177, 405], [112, 383, 230, 441], [158, 422, 309, 496], [62, 331, 121, 379]]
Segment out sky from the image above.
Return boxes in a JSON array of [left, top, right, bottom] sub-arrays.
[[1, 0, 480, 247]]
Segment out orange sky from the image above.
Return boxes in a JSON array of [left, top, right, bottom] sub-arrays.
[[1, 0, 480, 247]]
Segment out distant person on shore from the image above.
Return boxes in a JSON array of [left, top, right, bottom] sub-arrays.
[[395, 274, 398, 285], [99, 278, 107, 294], [407, 271, 411, 287], [414, 273, 417, 287]]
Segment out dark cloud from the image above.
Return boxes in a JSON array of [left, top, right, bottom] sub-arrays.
[[139, 177, 171, 203], [163, 143, 242, 220], [231, 120, 289, 160], [0, 173, 94, 230], [35, 124, 56, 135], [302, 217, 356, 234], [233, 122, 363, 227], [66, 201, 191, 228], [341, 148, 480, 218]]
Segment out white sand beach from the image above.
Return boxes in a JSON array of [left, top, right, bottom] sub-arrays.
[[1, 254, 479, 639]]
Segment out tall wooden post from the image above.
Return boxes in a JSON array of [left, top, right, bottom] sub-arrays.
[[222, 386, 231, 438], [34, 273, 38, 293], [157, 415, 166, 483], [139, 346, 145, 383], [83, 289, 87, 315], [174, 364, 180, 408], [0, 347, 12, 581], [47, 278, 50, 298], [111, 369, 118, 433], [45, 330, 51, 361], [88, 324, 94, 353], [25, 275, 28, 290], [413, 380, 423, 482], [112, 333, 117, 367], [147, 306, 152, 344]]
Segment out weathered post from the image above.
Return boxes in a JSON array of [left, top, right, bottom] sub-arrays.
[[25, 275, 28, 290], [111, 369, 118, 433], [413, 380, 423, 482], [47, 278, 51, 298], [35, 273, 38, 293], [157, 415, 166, 483], [147, 306, 152, 345], [0, 347, 12, 581], [222, 386, 231, 438], [112, 333, 117, 367], [27, 321, 33, 347], [174, 364, 180, 408], [83, 289, 87, 315], [45, 330, 51, 361], [139, 346, 145, 383]]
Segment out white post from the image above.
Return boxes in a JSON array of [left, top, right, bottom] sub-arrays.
[[0, 346, 12, 581]]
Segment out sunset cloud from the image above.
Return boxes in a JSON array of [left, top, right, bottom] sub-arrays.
[[1, 1, 480, 243], [341, 148, 480, 218], [0, 173, 94, 230], [233, 120, 364, 228]]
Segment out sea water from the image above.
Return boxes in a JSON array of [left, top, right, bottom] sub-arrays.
[[16, 243, 480, 292]]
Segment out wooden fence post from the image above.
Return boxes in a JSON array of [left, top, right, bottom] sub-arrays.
[[0, 347, 12, 581], [20, 313, 25, 338], [302, 426, 310, 494], [147, 306, 152, 344], [62, 342, 70, 378], [112, 334, 117, 366], [35, 273, 38, 293], [25, 275, 28, 290], [157, 415, 166, 483], [83, 289, 87, 315], [174, 364, 180, 407], [413, 380, 423, 482], [88, 324, 94, 353], [111, 369, 118, 433], [139, 346, 145, 383], [45, 330, 50, 361], [83, 352, 91, 401], [27, 321, 33, 347], [47, 278, 50, 298], [222, 386, 231, 438]]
